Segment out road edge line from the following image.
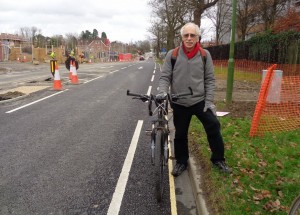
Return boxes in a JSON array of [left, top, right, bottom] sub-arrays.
[[107, 120, 143, 215]]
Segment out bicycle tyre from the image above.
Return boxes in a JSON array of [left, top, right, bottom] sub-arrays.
[[289, 195, 300, 215], [155, 130, 165, 202], [151, 134, 155, 165]]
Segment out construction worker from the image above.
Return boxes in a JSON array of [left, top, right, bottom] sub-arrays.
[[65, 50, 79, 71], [50, 51, 56, 59]]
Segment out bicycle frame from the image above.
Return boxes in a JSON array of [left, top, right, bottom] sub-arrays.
[[149, 97, 169, 166], [126, 87, 193, 202]]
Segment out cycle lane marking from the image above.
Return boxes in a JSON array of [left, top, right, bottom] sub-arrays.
[[107, 120, 143, 215], [168, 134, 178, 215], [147, 86, 152, 96], [151, 75, 155, 82]]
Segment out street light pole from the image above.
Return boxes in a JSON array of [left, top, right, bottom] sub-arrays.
[[226, 0, 237, 104]]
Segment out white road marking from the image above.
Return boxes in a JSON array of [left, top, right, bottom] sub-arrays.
[[147, 86, 152, 96], [6, 90, 67, 113], [107, 120, 143, 215], [138, 67, 143, 69], [109, 70, 119, 74], [121, 67, 127, 70], [153, 70, 155, 74], [151, 75, 155, 82], [84, 75, 103, 83]]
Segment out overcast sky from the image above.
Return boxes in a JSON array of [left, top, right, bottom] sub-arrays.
[[0, 0, 153, 43], [0, 0, 214, 43]]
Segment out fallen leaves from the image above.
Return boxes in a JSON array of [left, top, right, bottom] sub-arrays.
[[253, 190, 272, 201], [263, 199, 281, 212]]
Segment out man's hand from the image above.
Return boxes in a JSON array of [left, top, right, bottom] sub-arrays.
[[156, 92, 167, 101], [203, 101, 217, 116]]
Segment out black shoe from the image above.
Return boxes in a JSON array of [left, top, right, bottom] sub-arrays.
[[172, 163, 187, 177], [213, 161, 232, 174]]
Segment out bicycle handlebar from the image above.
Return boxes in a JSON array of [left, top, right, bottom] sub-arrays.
[[127, 87, 193, 116], [127, 87, 193, 102]]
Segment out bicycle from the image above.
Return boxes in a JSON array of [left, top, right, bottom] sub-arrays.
[[289, 195, 300, 215], [126, 87, 193, 202]]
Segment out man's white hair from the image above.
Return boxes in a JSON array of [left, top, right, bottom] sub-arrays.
[[180, 22, 201, 37]]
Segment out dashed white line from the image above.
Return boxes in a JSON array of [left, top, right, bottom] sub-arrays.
[[84, 75, 103, 83], [151, 75, 155, 82], [147, 86, 152, 96], [110, 70, 119, 74], [107, 120, 143, 215]]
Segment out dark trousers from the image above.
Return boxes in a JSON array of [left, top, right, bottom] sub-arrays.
[[172, 101, 225, 165]]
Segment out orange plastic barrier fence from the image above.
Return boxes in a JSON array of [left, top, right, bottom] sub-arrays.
[[250, 64, 300, 137], [214, 59, 300, 76]]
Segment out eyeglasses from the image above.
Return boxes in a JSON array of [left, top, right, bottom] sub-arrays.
[[183, 33, 197, 38]]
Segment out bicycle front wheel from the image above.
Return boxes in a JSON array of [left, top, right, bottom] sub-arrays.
[[154, 130, 165, 202], [289, 195, 300, 215]]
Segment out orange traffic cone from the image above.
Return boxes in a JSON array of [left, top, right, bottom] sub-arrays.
[[53, 63, 63, 90], [71, 61, 79, 84], [69, 60, 73, 80]]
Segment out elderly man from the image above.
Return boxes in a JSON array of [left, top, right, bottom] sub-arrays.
[[158, 22, 232, 177]]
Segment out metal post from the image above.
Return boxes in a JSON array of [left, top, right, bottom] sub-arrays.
[[226, 0, 237, 104]]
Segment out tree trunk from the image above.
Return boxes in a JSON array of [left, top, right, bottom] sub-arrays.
[[193, 8, 202, 27], [167, 30, 175, 51]]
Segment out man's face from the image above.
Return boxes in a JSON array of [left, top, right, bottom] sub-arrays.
[[182, 25, 198, 51]]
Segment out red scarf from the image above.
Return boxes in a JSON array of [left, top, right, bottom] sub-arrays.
[[182, 42, 200, 59]]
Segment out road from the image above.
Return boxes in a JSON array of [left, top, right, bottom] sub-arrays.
[[0, 60, 197, 214]]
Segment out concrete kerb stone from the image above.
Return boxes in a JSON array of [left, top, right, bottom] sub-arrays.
[[188, 156, 210, 215], [169, 109, 209, 215]]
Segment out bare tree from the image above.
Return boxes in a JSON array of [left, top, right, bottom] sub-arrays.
[[205, 0, 232, 44], [187, 0, 219, 27], [258, 0, 290, 30], [65, 33, 79, 51], [237, 0, 261, 41], [148, 20, 168, 57], [19, 26, 41, 44], [148, 0, 189, 50]]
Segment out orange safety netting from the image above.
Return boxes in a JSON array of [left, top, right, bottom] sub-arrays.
[[249, 64, 300, 137]]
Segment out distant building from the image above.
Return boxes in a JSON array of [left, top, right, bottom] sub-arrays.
[[0, 33, 25, 47], [0, 33, 26, 61]]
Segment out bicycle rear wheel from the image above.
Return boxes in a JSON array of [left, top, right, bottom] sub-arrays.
[[289, 195, 300, 215], [154, 130, 165, 202]]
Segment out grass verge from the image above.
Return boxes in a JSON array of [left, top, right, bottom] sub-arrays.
[[189, 108, 300, 215]]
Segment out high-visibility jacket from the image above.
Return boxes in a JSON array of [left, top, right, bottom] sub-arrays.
[[50, 52, 56, 59]]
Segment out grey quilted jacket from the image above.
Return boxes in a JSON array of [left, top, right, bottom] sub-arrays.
[[158, 44, 215, 107]]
